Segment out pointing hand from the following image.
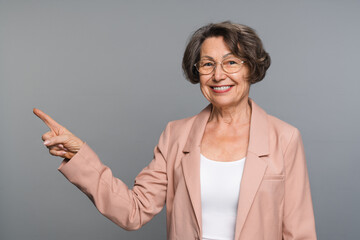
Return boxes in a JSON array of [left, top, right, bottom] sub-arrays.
[[33, 108, 84, 160]]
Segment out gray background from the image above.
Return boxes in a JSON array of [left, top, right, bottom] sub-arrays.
[[1, 0, 359, 239]]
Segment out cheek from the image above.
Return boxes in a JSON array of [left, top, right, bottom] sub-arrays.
[[199, 83, 212, 101], [199, 74, 212, 84], [199, 77, 209, 92], [234, 73, 250, 91], [238, 83, 250, 95], [200, 83, 209, 96]]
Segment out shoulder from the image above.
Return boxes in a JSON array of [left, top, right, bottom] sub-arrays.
[[165, 114, 197, 141], [165, 104, 210, 136], [267, 114, 298, 135], [161, 104, 210, 146], [251, 99, 300, 140], [156, 112, 200, 156], [168, 115, 196, 132], [250, 98, 302, 153], [265, 113, 303, 154]]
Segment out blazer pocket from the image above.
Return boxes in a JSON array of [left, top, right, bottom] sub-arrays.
[[263, 174, 284, 181]]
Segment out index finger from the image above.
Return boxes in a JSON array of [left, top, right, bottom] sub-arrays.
[[33, 108, 63, 131]]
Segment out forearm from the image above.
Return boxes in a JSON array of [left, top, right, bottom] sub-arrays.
[[58, 143, 165, 230]]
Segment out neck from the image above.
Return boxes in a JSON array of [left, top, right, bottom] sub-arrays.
[[209, 98, 252, 125]]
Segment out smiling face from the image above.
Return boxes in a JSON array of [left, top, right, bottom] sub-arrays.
[[199, 36, 250, 109]]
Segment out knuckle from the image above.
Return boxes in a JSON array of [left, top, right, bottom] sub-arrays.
[[42, 131, 52, 141], [42, 134, 48, 141], [50, 135, 61, 143]]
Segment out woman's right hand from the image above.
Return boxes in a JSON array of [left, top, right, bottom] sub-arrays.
[[33, 108, 84, 160]]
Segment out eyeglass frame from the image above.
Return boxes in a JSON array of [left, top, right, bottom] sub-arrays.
[[193, 56, 245, 75]]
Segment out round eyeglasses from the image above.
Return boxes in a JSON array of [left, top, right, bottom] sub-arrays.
[[194, 57, 245, 75]]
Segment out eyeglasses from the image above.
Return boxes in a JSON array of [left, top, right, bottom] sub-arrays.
[[194, 57, 245, 75]]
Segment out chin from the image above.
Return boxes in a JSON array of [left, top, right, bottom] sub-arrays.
[[211, 100, 238, 108], [210, 95, 249, 108]]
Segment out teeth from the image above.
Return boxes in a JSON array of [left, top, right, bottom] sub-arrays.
[[213, 86, 231, 90]]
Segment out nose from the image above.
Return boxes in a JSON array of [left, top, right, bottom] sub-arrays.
[[213, 63, 226, 82]]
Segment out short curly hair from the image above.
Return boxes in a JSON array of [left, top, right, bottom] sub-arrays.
[[182, 21, 271, 84]]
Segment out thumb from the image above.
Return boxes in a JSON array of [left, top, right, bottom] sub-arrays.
[[44, 134, 84, 154]]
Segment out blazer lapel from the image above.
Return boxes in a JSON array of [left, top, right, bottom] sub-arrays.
[[234, 99, 270, 239], [181, 104, 212, 234]]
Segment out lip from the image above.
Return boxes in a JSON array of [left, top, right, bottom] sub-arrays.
[[210, 85, 234, 93]]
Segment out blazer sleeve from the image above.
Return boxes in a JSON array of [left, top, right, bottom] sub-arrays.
[[57, 123, 170, 231], [282, 128, 317, 239]]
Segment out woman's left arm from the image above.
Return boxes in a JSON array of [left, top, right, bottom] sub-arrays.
[[282, 128, 317, 240]]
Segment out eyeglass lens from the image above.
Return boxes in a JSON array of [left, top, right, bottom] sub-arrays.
[[197, 58, 243, 74]]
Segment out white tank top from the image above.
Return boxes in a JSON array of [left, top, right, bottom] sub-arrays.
[[200, 154, 246, 240]]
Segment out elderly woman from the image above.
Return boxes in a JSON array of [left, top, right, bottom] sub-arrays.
[[34, 21, 317, 239]]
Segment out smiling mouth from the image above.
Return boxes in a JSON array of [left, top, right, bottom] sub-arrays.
[[210, 85, 233, 93]]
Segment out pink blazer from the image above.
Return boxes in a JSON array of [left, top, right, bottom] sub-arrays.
[[58, 99, 317, 239]]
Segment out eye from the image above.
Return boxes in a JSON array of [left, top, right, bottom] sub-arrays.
[[201, 61, 215, 67], [223, 59, 241, 66]]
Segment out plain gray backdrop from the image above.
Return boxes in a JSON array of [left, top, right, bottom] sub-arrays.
[[1, 0, 359, 239]]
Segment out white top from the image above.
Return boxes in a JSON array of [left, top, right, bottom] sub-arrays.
[[200, 154, 246, 240]]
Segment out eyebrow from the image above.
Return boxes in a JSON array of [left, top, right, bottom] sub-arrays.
[[200, 53, 234, 60]]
